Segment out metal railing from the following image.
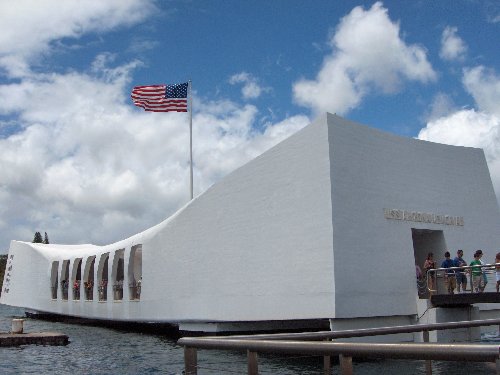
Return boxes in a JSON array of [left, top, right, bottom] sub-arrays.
[[178, 318, 500, 375], [426, 263, 499, 294]]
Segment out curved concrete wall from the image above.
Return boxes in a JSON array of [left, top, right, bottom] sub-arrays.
[[2, 113, 500, 330]]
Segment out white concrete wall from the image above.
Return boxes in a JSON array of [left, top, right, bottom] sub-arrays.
[[327, 114, 500, 318], [330, 315, 415, 343], [1, 241, 47, 309], [146, 115, 336, 321]]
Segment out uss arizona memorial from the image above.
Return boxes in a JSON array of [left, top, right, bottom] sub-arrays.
[[2, 113, 500, 339]]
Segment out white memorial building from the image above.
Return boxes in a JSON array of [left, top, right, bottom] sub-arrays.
[[2, 113, 500, 340]]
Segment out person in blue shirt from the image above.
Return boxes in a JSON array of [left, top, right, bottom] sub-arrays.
[[441, 251, 457, 294], [454, 249, 467, 293]]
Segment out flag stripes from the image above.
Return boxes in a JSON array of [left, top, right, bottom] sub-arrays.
[[131, 83, 188, 112]]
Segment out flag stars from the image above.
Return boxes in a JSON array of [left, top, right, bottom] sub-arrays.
[[165, 83, 188, 99]]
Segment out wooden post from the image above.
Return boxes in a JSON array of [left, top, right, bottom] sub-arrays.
[[423, 330, 432, 375], [339, 354, 353, 375], [247, 350, 258, 375], [184, 346, 197, 375]]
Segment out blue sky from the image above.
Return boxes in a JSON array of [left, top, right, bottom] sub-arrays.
[[0, 0, 499, 252]]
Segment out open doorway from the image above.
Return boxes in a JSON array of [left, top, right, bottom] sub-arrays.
[[412, 229, 447, 269], [412, 228, 447, 297], [128, 245, 142, 300], [97, 253, 109, 301]]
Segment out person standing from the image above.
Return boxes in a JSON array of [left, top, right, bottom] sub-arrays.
[[441, 251, 457, 294], [470, 251, 483, 293], [423, 253, 436, 293], [477, 250, 488, 292], [454, 249, 467, 293]]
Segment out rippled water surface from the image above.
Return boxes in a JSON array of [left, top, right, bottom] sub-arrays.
[[0, 304, 498, 374]]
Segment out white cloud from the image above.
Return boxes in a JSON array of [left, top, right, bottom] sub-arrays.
[[463, 66, 500, 116], [293, 1, 436, 115], [0, 0, 156, 78], [439, 26, 467, 61], [426, 93, 457, 122], [418, 65, 500, 202], [229, 72, 270, 100], [419, 110, 500, 153], [0, 57, 309, 251], [418, 109, 500, 199]]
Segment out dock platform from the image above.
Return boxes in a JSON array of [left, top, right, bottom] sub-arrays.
[[0, 332, 69, 347], [431, 292, 500, 307]]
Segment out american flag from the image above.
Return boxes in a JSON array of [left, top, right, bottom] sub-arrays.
[[131, 82, 189, 112]]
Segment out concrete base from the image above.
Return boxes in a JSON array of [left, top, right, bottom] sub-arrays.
[[11, 319, 24, 334], [178, 319, 330, 333], [327, 298, 482, 343], [416, 297, 480, 342]]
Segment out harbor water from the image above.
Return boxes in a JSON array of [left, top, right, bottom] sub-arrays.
[[0, 304, 498, 374]]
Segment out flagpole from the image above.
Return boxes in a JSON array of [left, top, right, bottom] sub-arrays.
[[188, 80, 193, 200]]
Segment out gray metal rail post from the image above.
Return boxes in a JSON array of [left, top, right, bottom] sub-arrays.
[[179, 318, 500, 374], [184, 346, 197, 375], [247, 350, 258, 375], [179, 339, 500, 374], [324, 338, 331, 374], [339, 354, 353, 375], [423, 330, 432, 375]]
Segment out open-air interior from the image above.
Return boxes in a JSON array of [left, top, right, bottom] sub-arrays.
[[49, 245, 142, 303]]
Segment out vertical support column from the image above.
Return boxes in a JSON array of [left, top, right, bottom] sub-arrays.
[[339, 354, 353, 375], [496, 357, 500, 375], [68, 260, 75, 311], [423, 330, 432, 375], [123, 247, 130, 301], [468, 306, 473, 342], [248, 350, 258, 375], [58, 261, 63, 301], [184, 346, 197, 375], [107, 253, 113, 303], [323, 338, 331, 374], [323, 355, 331, 375], [93, 258, 98, 301], [78, 261, 83, 302]]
